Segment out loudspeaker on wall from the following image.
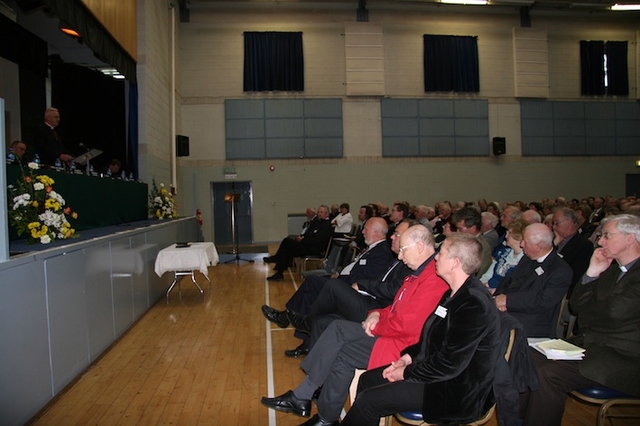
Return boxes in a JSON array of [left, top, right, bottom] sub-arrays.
[[493, 137, 506, 156], [176, 135, 189, 157]]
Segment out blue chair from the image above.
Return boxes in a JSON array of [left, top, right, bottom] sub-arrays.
[[570, 386, 640, 426]]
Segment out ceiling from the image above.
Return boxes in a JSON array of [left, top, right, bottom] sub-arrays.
[[185, 0, 639, 13], [4, 0, 637, 74]]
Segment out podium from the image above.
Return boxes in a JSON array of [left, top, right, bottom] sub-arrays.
[[72, 148, 103, 174], [224, 192, 253, 264]]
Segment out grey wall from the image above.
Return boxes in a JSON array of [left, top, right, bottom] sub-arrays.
[[0, 217, 200, 425]]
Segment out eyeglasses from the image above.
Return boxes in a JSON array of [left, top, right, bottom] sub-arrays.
[[596, 231, 621, 241], [399, 242, 417, 253]]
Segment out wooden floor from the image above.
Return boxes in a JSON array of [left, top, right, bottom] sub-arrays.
[[29, 252, 638, 426]]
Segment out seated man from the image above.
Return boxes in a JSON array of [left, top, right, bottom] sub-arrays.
[[302, 220, 415, 349], [264, 204, 333, 281], [552, 207, 593, 297], [481, 211, 500, 250], [450, 206, 493, 278], [260, 224, 449, 426], [262, 217, 394, 356], [521, 214, 640, 426], [342, 233, 501, 426], [494, 223, 572, 338]]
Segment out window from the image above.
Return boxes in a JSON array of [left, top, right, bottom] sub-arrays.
[[243, 32, 304, 92], [423, 35, 479, 93], [580, 40, 628, 96]]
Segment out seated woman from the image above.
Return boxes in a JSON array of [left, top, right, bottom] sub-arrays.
[[341, 233, 501, 426], [480, 219, 528, 294]]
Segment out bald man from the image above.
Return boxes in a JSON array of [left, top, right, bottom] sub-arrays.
[[494, 223, 572, 338]]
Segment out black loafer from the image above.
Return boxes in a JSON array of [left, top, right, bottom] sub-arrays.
[[267, 273, 284, 281], [261, 305, 290, 328], [284, 343, 310, 358], [298, 414, 339, 426], [288, 312, 312, 334], [261, 390, 311, 417]]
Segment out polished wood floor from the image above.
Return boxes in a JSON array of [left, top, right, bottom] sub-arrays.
[[29, 251, 638, 425]]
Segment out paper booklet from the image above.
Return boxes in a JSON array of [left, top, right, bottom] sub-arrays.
[[528, 338, 586, 360]]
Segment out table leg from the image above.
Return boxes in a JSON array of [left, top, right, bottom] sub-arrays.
[[190, 272, 205, 301]]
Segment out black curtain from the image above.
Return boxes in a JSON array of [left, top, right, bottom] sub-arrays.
[[580, 40, 605, 96], [51, 62, 127, 174], [424, 35, 479, 93], [243, 32, 304, 91], [605, 41, 629, 96]]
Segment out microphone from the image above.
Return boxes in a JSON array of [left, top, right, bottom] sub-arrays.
[[79, 143, 90, 152]]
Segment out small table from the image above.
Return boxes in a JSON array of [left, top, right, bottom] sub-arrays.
[[154, 242, 219, 302]]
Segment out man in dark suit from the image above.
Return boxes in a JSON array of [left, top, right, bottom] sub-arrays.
[[588, 196, 605, 225], [262, 217, 395, 356], [264, 204, 333, 281], [552, 207, 593, 296], [304, 220, 414, 349], [494, 223, 572, 338], [32, 107, 74, 166], [521, 214, 640, 425]]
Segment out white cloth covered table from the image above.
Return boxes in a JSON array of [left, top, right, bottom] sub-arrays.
[[154, 242, 219, 302], [154, 242, 219, 277]]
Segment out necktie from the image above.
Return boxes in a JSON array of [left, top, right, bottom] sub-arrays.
[[52, 128, 59, 140]]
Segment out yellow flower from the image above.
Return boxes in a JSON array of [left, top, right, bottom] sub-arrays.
[[31, 201, 39, 208], [28, 222, 40, 230]]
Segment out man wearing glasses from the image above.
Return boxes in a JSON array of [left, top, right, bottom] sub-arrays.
[[521, 214, 640, 425]]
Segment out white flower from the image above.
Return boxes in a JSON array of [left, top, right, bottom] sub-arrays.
[[160, 183, 165, 188], [28, 162, 40, 170], [34, 182, 45, 191], [40, 235, 51, 244]]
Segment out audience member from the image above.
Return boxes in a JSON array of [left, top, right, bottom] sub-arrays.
[[493, 206, 522, 256], [341, 233, 501, 426], [552, 208, 593, 296], [351, 205, 373, 251], [494, 223, 572, 338], [32, 107, 74, 166], [264, 205, 332, 281], [430, 201, 452, 236], [574, 203, 596, 238], [480, 211, 500, 249], [262, 217, 394, 356], [520, 214, 640, 426], [522, 209, 542, 224], [260, 224, 448, 425], [589, 197, 605, 224], [304, 220, 415, 349], [480, 219, 528, 294], [387, 203, 408, 241], [451, 206, 493, 278], [330, 202, 353, 236]]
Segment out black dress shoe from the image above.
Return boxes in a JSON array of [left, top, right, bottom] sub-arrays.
[[284, 343, 310, 358], [263, 256, 276, 263], [298, 413, 339, 426], [267, 273, 284, 281], [261, 305, 290, 328], [261, 390, 311, 418], [288, 312, 312, 334]]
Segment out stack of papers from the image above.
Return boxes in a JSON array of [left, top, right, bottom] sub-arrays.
[[528, 338, 586, 360]]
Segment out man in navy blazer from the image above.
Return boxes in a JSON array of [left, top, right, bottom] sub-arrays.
[[262, 217, 395, 356], [494, 223, 572, 338]]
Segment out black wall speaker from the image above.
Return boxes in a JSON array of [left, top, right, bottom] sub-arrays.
[[493, 137, 506, 156], [176, 135, 189, 157]]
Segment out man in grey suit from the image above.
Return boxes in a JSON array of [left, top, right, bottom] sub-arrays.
[[521, 214, 640, 425], [494, 223, 572, 338]]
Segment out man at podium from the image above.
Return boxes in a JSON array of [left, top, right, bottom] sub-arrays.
[[32, 107, 75, 166]]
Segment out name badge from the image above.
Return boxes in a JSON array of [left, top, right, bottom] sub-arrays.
[[435, 305, 448, 318], [535, 266, 545, 276], [359, 259, 367, 265]]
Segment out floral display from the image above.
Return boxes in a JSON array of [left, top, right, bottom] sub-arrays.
[[7, 162, 78, 244], [149, 180, 178, 219]]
